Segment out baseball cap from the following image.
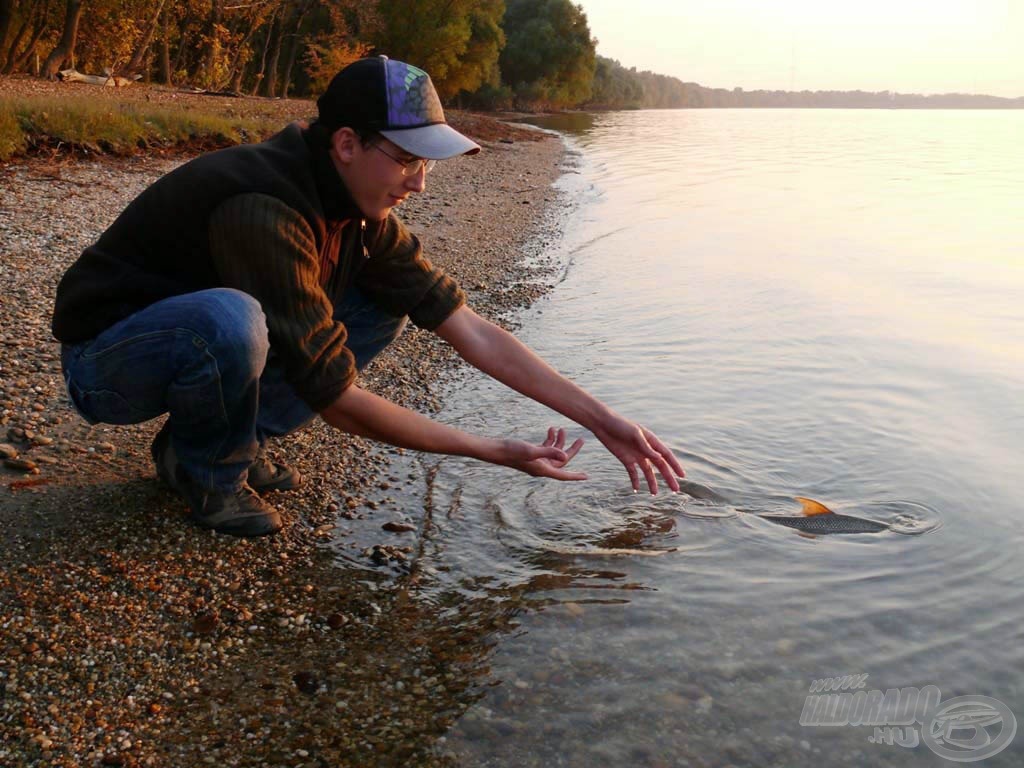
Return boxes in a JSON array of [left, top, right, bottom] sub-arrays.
[[317, 56, 481, 159]]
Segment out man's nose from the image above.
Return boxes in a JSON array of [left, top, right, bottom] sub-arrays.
[[404, 165, 427, 193]]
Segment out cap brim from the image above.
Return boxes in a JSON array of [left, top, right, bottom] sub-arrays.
[[379, 123, 481, 160]]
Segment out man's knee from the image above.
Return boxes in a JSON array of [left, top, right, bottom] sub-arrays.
[[187, 289, 269, 370]]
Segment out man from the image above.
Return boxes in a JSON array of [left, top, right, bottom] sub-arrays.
[[52, 56, 684, 538]]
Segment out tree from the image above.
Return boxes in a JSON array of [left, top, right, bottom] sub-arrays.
[[125, 0, 167, 75], [499, 0, 595, 109], [2, 0, 56, 75], [368, 0, 505, 101], [40, 0, 84, 78]]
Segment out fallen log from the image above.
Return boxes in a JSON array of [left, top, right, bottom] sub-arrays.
[[58, 67, 142, 87]]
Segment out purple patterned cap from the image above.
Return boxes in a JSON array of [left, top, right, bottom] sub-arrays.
[[317, 56, 480, 159]]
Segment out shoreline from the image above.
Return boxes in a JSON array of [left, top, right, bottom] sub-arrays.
[[0, 123, 569, 766]]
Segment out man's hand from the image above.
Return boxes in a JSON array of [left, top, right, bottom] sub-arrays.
[[496, 427, 587, 481], [592, 414, 685, 494]]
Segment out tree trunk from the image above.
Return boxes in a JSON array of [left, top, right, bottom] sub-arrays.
[[171, 18, 190, 78], [278, 0, 311, 98], [125, 0, 166, 75], [158, 6, 172, 84], [5, 13, 48, 75], [2, 17, 28, 73], [40, 0, 84, 79], [197, 0, 223, 88], [250, 7, 278, 97], [227, 8, 263, 93], [0, 0, 14, 57], [263, 10, 284, 97]]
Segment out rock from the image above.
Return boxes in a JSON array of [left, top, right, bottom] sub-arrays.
[[4, 457, 37, 472], [0, 443, 17, 459], [563, 602, 584, 617], [326, 613, 349, 629], [382, 521, 416, 533], [293, 671, 319, 696], [192, 612, 219, 635]]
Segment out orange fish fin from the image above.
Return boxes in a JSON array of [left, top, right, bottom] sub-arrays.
[[795, 496, 834, 516]]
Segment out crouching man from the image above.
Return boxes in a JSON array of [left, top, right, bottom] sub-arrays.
[[52, 56, 684, 537]]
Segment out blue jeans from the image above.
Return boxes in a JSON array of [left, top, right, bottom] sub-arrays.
[[61, 286, 406, 492]]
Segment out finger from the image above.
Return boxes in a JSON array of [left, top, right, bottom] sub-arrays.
[[534, 464, 588, 481], [643, 429, 686, 477], [555, 427, 566, 450], [543, 426, 556, 448], [625, 461, 640, 493], [563, 437, 585, 462], [640, 459, 658, 495], [534, 445, 568, 463], [650, 454, 681, 493]]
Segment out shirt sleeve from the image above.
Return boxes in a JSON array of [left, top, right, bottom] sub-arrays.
[[208, 193, 356, 411], [355, 213, 466, 330]]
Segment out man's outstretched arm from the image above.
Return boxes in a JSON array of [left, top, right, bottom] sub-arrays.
[[320, 384, 586, 481], [435, 305, 685, 494]]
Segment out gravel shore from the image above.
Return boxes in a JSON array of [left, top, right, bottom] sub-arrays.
[[0, 119, 566, 766]]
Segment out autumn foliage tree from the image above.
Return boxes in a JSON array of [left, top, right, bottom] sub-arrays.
[[0, 0, 613, 111]]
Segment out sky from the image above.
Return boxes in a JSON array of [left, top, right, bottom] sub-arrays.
[[576, 0, 1024, 98]]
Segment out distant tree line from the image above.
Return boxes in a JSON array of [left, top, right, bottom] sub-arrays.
[[588, 55, 1024, 110], [1, 1, 1019, 109]]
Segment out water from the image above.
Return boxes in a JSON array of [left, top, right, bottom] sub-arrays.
[[353, 110, 1024, 766]]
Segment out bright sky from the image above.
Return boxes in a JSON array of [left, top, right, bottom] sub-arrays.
[[577, 0, 1024, 98]]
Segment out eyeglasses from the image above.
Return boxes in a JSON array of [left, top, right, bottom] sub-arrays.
[[372, 143, 436, 176]]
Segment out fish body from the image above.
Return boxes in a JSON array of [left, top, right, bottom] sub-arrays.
[[678, 481, 889, 535], [757, 512, 888, 535]]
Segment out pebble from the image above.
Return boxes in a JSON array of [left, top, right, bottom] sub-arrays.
[[292, 671, 319, 696], [0, 443, 17, 459], [4, 457, 37, 471], [381, 521, 416, 533], [563, 602, 585, 617]]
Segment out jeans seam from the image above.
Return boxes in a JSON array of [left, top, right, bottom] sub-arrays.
[[80, 328, 206, 360]]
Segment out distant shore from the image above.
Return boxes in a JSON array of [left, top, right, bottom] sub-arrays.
[[0, 103, 567, 766]]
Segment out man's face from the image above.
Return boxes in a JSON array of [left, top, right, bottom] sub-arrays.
[[330, 129, 427, 220]]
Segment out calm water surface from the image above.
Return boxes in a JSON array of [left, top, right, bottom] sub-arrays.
[[355, 110, 1024, 766]]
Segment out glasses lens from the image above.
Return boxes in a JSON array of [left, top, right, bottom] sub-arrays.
[[404, 158, 436, 176]]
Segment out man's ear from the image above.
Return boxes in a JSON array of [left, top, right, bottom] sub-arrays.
[[330, 127, 359, 164]]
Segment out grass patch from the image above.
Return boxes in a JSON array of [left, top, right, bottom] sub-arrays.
[[0, 91, 283, 161]]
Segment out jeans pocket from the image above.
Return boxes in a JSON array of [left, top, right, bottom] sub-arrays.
[[66, 381, 150, 425]]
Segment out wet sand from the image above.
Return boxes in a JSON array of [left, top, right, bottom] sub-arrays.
[[0, 119, 566, 767]]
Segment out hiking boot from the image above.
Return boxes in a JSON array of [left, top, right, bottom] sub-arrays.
[[151, 425, 283, 537], [247, 447, 302, 494]]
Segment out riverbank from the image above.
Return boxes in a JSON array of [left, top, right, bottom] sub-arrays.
[[0, 75, 541, 160], [0, 115, 567, 766]]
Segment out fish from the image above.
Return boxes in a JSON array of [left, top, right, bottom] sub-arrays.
[[678, 481, 889, 535]]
